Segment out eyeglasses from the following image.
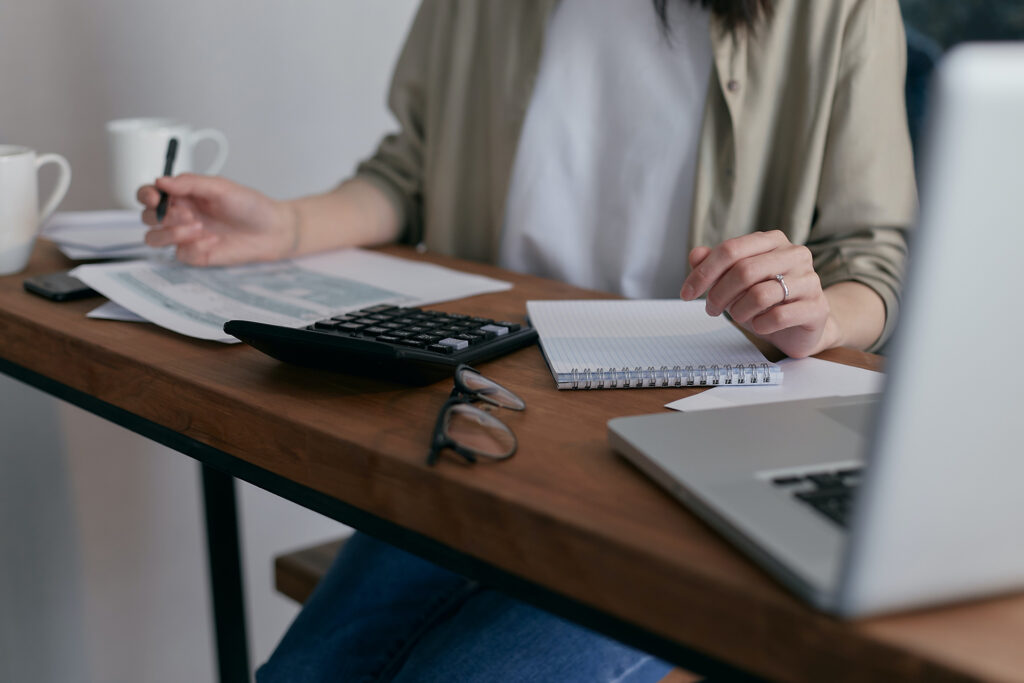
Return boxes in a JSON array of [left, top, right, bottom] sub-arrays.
[[427, 364, 525, 466]]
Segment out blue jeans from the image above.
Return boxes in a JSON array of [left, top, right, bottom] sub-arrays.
[[257, 532, 673, 682]]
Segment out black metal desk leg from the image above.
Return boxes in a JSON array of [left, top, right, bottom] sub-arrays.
[[201, 464, 251, 683]]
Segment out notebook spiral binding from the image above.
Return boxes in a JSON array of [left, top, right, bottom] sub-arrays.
[[565, 363, 776, 389]]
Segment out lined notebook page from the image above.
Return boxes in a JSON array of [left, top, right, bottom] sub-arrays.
[[526, 300, 779, 387]]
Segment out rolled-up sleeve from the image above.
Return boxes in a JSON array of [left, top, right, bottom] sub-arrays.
[[810, 0, 918, 351], [355, 0, 444, 246]]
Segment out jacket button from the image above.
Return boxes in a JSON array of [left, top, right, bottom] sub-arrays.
[[727, 79, 740, 92]]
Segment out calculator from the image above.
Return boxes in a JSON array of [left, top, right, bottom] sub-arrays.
[[224, 304, 538, 384]]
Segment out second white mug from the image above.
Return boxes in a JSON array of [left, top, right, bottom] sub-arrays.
[[106, 117, 228, 210]]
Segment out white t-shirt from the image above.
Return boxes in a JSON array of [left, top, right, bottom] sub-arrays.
[[499, 0, 712, 299]]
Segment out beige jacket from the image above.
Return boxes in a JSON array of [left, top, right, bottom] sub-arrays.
[[356, 0, 916, 350]]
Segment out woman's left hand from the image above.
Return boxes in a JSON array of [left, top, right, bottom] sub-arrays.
[[680, 230, 838, 358]]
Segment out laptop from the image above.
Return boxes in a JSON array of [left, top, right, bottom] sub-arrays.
[[607, 44, 1024, 618]]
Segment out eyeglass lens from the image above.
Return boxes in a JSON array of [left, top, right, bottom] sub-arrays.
[[444, 403, 516, 458], [456, 367, 525, 410]]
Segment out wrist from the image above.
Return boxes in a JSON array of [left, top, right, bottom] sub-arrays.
[[818, 312, 845, 352], [278, 200, 303, 258], [822, 282, 885, 351]]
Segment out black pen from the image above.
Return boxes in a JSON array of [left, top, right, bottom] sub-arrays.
[[155, 137, 179, 222]]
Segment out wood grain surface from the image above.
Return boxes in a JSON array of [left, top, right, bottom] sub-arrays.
[[1, 241, 1021, 683]]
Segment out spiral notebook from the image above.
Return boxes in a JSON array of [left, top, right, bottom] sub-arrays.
[[526, 300, 782, 390]]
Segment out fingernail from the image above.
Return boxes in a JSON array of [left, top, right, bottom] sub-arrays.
[[681, 284, 694, 300]]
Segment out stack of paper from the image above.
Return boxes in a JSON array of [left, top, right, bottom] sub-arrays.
[[42, 210, 164, 260]]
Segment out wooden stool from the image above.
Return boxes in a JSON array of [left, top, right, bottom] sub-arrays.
[[275, 538, 346, 604], [274, 538, 697, 683]]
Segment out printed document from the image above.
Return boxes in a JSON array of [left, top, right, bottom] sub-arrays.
[[71, 249, 512, 342]]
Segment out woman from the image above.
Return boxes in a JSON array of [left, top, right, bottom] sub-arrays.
[[139, 1, 915, 679]]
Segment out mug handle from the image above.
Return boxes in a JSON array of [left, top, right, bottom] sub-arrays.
[[36, 153, 72, 223], [188, 128, 229, 176]]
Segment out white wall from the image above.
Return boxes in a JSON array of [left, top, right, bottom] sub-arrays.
[[0, 1, 419, 680]]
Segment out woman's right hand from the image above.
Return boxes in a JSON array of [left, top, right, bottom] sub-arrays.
[[138, 174, 298, 266]]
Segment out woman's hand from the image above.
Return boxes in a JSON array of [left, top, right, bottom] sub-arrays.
[[680, 230, 839, 358], [138, 174, 298, 266]]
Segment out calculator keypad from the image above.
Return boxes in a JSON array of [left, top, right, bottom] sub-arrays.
[[308, 305, 522, 358]]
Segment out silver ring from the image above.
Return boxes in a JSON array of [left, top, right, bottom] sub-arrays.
[[774, 274, 790, 301]]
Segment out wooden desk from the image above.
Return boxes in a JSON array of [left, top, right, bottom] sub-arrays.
[[1, 241, 1022, 683]]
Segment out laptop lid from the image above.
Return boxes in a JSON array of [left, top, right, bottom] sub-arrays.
[[837, 44, 1024, 617]]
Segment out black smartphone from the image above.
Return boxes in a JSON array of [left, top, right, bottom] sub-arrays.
[[23, 271, 100, 302]]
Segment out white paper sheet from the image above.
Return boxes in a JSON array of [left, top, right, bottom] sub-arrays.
[[57, 243, 169, 260], [41, 210, 165, 260], [43, 210, 147, 249], [71, 248, 512, 342], [665, 357, 884, 412], [87, 301, 148, 322]]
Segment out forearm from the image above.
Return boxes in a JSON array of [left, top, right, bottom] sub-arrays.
[[283, 177, 402, 257], [821, 281, 886, 352]]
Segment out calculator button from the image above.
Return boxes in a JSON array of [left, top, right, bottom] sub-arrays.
[[376, 335, 401, 343], [496, 321, 521, 332], [397, 338, 427, 348], [470, 317, 494, 325], [454, 334, 484, 346], [314, 319, 339, 330], [479, 324, 509, 336], [413, 333, 442, 343], [336, 322, 365, 332], [363, 326, 389, 336], [354, 318, 379, 325], [428, 343, 455, 354], [438, 338, 470, 351]]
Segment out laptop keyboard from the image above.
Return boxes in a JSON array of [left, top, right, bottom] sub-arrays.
[[771, 467, 862, 528]]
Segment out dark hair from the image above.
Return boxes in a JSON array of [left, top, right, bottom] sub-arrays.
[[652, 0, 773, 32]]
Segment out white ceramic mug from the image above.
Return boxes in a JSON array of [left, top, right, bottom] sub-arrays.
[[0, 145, 72, 275], [106, 117, 228, 210]]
